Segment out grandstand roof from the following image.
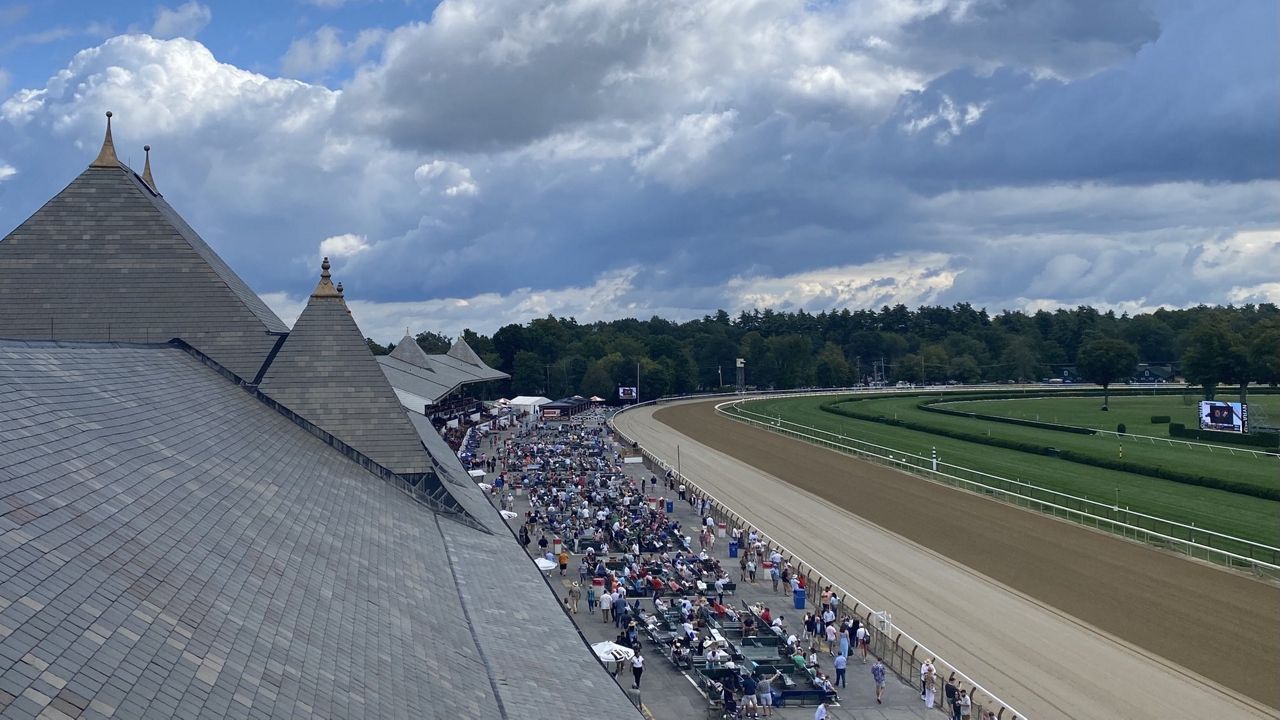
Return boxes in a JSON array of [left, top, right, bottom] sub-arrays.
[[0, 114, 287, 382], [378, 331, 508, 410], [0, 341, 632, 720], [0, 114, 639, 720]]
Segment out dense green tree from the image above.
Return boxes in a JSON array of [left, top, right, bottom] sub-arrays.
[[390, 302, 1275, 400], [1250, 326, 1280, 388], [814, 342, 850, 387], [511, 350, 544, 395], [414, 330, 451, 353], [1076, 337, 1139, 409], [1181, 322, 1244, 400]]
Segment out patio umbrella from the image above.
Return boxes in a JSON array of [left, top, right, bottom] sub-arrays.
[[500, 510, 518, 520], [534, 557, 557, 572], [591, 641, 635, 663]]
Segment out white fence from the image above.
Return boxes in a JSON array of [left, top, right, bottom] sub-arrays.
[[717, 397, 1280, 577], [612, 394, 1029, 720]]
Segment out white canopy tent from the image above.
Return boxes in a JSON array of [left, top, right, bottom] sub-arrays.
[[509, 395, 552, 416]]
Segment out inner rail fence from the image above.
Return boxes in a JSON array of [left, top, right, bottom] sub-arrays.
[[611, 395, 1029, 720], [715, 396, 1280, 577]]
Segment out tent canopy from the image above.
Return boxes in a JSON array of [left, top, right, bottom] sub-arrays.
[[509, 395, 551, 409]]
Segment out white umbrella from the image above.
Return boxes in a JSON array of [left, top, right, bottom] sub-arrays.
[[591, 641, 635, 663], [477, 482, 492, 490], [469, 469, 487, 478], [534, 557, 557, 572], [500, 510, 518, 520]]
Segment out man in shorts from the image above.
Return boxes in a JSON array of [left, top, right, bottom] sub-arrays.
[[872, 657, 887, 704]]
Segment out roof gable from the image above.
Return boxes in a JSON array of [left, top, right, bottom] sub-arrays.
[[0, 161, 286, 380], [388, 331, 434, 368], [258, 261, 433, 476]]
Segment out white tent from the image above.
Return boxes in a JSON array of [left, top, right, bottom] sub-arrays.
[[509, 395, 552, 415], [591, 641, 635, 663]]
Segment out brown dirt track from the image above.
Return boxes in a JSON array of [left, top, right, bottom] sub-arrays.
[[653, 400, 1280, 711]]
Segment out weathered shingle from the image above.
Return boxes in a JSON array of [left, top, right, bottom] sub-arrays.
[[0, 165, 286, 381], [257, 266, 433, 477]]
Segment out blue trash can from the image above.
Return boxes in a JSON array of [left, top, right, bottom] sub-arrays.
[[665, 500, 674, 513], [792, 587, 806, 610], [728, 540, 739, 558]]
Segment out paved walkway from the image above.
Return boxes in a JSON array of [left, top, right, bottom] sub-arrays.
[[486, 419, 937, 720]]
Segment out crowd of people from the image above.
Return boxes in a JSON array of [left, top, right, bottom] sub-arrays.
[[476, 408, 995, 720]]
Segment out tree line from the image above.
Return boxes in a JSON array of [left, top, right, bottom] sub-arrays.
[[366, 303, 1280, 403]]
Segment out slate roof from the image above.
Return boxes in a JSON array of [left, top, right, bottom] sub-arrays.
[[0, 341, 639, 720], [258, 265, 434, 479], [0, 162, 287, 382], [378, 334, 508, 411]]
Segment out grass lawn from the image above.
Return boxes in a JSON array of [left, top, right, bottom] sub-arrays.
[[734, 395, 1280, 549], [848, 395, 1279, 494], [940, 393, 1280, 439]]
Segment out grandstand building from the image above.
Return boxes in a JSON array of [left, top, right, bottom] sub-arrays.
[[0, 114, 638, 719]]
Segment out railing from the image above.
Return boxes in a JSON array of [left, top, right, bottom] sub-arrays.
[[612, 400, 1028, 720], [718, 398, 1280, 577]]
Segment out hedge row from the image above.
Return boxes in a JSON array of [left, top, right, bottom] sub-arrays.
[[920, 400, 1097, 435], [820, 400, 1280, 501], [1169, 423, 1280, 449], [1150, 415, 1171, 424]]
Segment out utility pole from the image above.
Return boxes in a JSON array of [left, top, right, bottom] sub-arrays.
[[636, 361, 641, 403], [718, 365, 723, 388]]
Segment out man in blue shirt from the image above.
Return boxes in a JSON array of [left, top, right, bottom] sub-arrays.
[[872, 657, 887, 704], [833, 652, 847, 688]]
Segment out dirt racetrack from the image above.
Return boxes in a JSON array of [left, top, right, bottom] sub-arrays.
[[621, 399, 1280, 719]]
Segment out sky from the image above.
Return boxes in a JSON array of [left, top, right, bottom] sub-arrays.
[[0, 0, 1277, 342]]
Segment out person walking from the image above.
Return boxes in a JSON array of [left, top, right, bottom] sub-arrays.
[[856, 623, 870, 662], [631, 652, 645, 689], [568, 582, 581, 613], [814, 702, 828, 720], [601, 588, 613, 623], [833, 652, 847, 689], [871, 657, 886, 704], [586, 584, 597, 615]]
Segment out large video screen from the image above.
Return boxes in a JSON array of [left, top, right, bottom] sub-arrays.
[[618, 386, 638, 400], [1198, 401, 1248, 434]]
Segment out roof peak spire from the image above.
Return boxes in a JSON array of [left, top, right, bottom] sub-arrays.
[[311, 256, 343, 299], [141, 144, 157, 190], [90, 111, 120, 168]]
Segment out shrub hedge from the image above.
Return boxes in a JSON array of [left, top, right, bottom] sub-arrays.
[[1150, 415, 1171, 424], [821, 399, 1280, 501], [1168, 423, 1280, 449], [920, 401, 1096, 435]]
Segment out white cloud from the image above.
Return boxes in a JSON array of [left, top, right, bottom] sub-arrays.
[[151, 2, 212, 39], [281, 26, 386, 78], [263, 268, 643, 339], [0, 164, 16, 182], [413, 160, 478, 197], [319, 233, 373, 258], [726, 254, 957, 313]]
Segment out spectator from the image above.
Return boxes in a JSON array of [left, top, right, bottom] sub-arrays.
[[567, 582, 581, 613], [871, 657, 886, 704], [631, 652, 645, 689], [833, 652, 847, 688]]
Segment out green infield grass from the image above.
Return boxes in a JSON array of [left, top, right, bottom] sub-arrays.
[[732, 394, 1280, 549], [940, 393, 1280, 439]]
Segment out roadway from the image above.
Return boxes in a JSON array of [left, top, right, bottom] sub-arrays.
[[613, 397, 1280, 720]]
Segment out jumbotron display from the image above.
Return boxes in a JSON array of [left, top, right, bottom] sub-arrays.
[[1199, 400, 1248, 433]]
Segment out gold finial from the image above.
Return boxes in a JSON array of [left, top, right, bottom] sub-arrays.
[[90, 111, 120, 168], [311, 256, 342, 298], [142, 144, 157, 190]]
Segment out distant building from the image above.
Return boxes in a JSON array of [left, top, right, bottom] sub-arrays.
[[0, 114, 638, 720]]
